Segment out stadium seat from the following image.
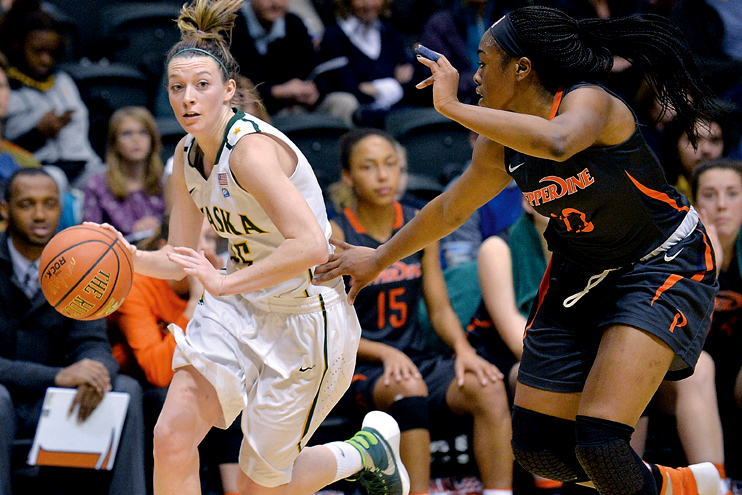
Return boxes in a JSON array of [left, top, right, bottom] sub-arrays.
[[98, 2, 182, 83], [385, 107, 472, 187], [156, 116, 186, 164], [41, 2, 82, 62], [271, 113, 353, 195], [59, 60, 151, 158]]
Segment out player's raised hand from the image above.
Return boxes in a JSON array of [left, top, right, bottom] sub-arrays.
[[415, 50, 460, 114], [312, 238, 383, 305]]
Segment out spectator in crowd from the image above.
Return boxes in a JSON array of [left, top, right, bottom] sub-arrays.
[[0, 7, 102, 186], [414, 0, 516, 106], [439, 131, 523, 269], [659, 115, 736, 201], [0, 49, 79, 233], [536, 0, 650, 101], [231, 0, 320, 116], [669, 0, 742, 105], [82, 107, 166, 244], [287, 0, 325, 48], [0, 167, 146, 495], [468, 199, 728, 492], [330, 128, 513, 495], [108, 217, 240, 495], [0, 51, 39, 185], [693, 158, 742, 484], [315, 0, 415, 127]]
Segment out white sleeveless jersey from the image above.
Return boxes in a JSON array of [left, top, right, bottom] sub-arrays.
[[182, 109, 333, 302]]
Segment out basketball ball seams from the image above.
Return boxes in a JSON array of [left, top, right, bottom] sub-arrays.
[[113, 239, 134, 283], [40, 240, 112, 283], [40, 225, 134, 320], [50, 241, 121, 310], [85, 249, 125, 320]]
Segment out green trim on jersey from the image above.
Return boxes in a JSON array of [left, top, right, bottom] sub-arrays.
[[215, 109, 247, 164]]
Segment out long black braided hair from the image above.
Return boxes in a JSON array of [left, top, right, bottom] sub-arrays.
[[502, 6, 718, 147]]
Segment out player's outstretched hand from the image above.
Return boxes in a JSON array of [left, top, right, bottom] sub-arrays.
[[84, 222, 137, 259], [168, 247, 225, 296], [312, 238, 383, 305], [415, 51, 460, 114]]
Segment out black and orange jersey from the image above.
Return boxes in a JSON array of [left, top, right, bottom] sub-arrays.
[[334, 202, 429, 357], [709, 254, 742, 342], [505, 82, 691, 271]]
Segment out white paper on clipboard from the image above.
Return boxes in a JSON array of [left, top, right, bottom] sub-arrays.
[[27, 387, 130, 470]]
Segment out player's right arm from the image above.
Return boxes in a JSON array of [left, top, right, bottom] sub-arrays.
[[104, 137, 201, 281], [314, 136, 511, 303]]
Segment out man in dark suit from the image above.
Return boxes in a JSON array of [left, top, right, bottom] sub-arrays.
[[0, 168, 146, 495], [231, 0, 320, 116]]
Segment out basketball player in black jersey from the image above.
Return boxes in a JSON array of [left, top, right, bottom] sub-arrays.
[[315, 6, 723, 495], [330, 128, 513, 495]]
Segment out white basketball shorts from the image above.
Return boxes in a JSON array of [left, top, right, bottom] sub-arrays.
[[169, 281, 361, 487]]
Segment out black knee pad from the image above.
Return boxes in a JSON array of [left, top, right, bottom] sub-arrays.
[[389, 396, 429, 432], [574, 415, 656, 495], [511, 405, 588, 483]]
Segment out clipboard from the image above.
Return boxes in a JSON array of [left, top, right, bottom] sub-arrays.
[[27, 387, 130, 470]]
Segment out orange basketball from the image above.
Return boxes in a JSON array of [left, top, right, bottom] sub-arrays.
[[39, 224, 133, 321]]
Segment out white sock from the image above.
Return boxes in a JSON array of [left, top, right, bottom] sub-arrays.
[[326, 441, 364, 483], [483, 489, 513, 495]]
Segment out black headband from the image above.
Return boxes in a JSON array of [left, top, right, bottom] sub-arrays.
[[489, 14, 527, 58]]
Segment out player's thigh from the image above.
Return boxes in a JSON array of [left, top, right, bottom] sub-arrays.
[[514, 383, 582, 420], [157, 365, 223, 442], [578, 324, 675, 426]]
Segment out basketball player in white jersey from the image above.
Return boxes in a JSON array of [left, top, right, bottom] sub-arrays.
[[93, 1, 409, 494]]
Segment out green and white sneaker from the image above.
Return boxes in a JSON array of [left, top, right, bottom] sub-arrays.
[[345, 411, 410, 495]]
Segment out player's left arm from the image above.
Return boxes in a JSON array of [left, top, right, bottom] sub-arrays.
[[421, 241, 503, 386], [169, 134, 329, 296]]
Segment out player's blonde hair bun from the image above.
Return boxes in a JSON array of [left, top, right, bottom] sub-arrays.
[[177, 0, 242, 43]]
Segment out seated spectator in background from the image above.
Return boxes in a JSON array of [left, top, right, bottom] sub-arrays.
[[330, 128, 513, 495], [0, 168, 145, 495], [0, 51, 39, 184], [315, 0, 415, 127], [0, 50, 79, 233], [108, 217, 240, 495], [287, 0, 325, 48], [537, 0, 649, 101], [231, 0, 321, 116], [659, 115, 736, 201], [669, 0, 742, 106], [439, 131, 522, 269], [0, 7, 102, 186], [468, 198, 728, 493], [413, 0, 511, 106], [693, 159, 742, 484], [82, 107, 165, 244]]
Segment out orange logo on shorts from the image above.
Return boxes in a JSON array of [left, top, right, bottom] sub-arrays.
[[669, 310, 687, 333]]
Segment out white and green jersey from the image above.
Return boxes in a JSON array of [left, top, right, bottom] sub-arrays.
[[182, 109, 332, 301]]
